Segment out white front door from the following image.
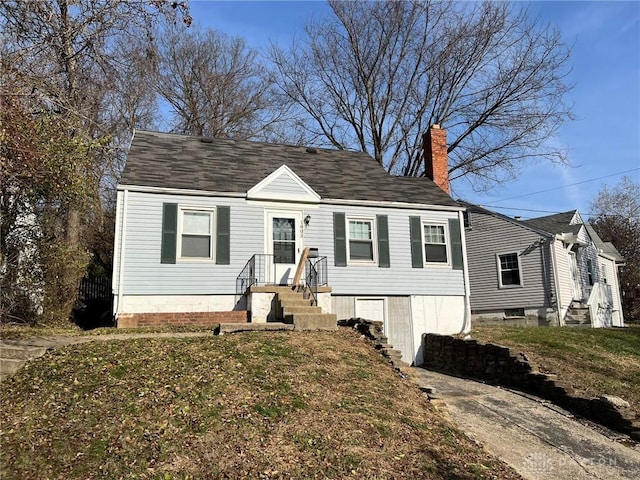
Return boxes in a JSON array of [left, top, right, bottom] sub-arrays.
[[266, 210, 302, 285]]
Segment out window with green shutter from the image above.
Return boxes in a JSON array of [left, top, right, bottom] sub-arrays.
[[376, 215, 390, 268], [448, 218, 463, 270], [423, 224, 447, 263], [161, 204, 230, 263], [333, 212, 347, 267], [216, 206, 230, 265], [161, 203, 178, 264], [409, 216, 423, 268]]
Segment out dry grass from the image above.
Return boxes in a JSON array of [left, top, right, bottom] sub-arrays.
[[0, 329, 521, 479], [471, 325, 640, 415]]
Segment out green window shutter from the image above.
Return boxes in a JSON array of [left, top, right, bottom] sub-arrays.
[[161, 203, 178, 264], [449, 218, 464, 270], [333, 212, 347, 267], [377, 215, 390, 268], [216, 206, 230, 265], [409, 216, 423, 268]]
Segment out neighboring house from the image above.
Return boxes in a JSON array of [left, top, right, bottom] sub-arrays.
[[112, 126, 471, 364], [463, 205, 625, 327]]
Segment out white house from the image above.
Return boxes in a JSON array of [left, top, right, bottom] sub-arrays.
[[112, 126, 471, 363]]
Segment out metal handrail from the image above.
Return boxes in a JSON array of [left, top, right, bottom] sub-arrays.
[[305, 256, 328, 306], [236, 254, 275, 295]]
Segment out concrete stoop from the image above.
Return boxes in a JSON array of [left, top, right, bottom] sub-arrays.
[[0, 343, 49, 382], [565, 303, 591, 326], [277, 290, 337, 331]]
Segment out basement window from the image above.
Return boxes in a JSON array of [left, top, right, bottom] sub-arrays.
[[504, 308, 525, 318]]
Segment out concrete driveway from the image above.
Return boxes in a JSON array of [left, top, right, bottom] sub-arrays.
[[412, 368, 640, 480]]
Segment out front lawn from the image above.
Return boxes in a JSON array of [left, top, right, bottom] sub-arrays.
[[0, 330, 521, 479], [471, 325, 640, 415]]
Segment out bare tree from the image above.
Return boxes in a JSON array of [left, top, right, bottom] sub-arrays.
[[155, 25, 283, 140], [0, 0, 190, 323], [589, 176, 640, 322], [270, 0, 573, 190]]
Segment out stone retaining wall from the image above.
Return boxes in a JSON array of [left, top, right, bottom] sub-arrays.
[[117, 311, 248, 328], [420, 333, 640, 441]]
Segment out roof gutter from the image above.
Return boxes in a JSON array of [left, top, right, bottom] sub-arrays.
[[117, 184, 246, 198], [116, 184, 464, 211], [321, 198, 464, 212]]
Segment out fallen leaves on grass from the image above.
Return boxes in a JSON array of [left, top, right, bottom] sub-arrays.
[[1, 330, 522, 479]]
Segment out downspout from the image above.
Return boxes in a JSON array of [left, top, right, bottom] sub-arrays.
[[458, 210, 472, 335], [549, 238, 563, 326], [539, 238, 550, 319], [116, 188, 129, 319]]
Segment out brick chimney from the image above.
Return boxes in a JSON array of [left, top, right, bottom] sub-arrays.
[[423, 124, 450, 195]]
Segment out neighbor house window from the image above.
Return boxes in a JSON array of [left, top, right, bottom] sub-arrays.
[[586, 259, 594, 285], [463, 210, 471, 229], [179, 208, 214, 260], [497, 252, 522, 287], [423, 224, 448, 263], [347, 217, 376, 263]]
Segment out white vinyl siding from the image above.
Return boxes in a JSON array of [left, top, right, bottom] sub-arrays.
[[553, 238, 574, 315], [260, 174, 310, 196], [315, 205, 465, 296], [121, 192, 261, 295], [120, 191, 465, 297]]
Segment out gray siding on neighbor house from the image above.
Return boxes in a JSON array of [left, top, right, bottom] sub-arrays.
[[116, 191, 465, 297], [119, 191, 262, 295], [466, 209, 553, 312]]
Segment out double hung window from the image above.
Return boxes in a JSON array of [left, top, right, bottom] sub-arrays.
[[348, 218, 376, 263], [497, 252, 521, 287], [423, 224, 448, 263], [179, 209, 214, 260]]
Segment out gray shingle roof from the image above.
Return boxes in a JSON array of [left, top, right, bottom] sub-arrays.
[[120, 130, 459, 207], [459, 201, 553, 237], [523, 211, 582, 235], [584, 224, 625, 262]]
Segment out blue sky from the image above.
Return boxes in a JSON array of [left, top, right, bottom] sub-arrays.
[[188, 0, 640, 220]]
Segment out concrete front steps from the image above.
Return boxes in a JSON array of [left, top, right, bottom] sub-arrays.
[[0, 343, 49, 382], [565, 302, 591, 327], [276, 288, 337, 331]]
